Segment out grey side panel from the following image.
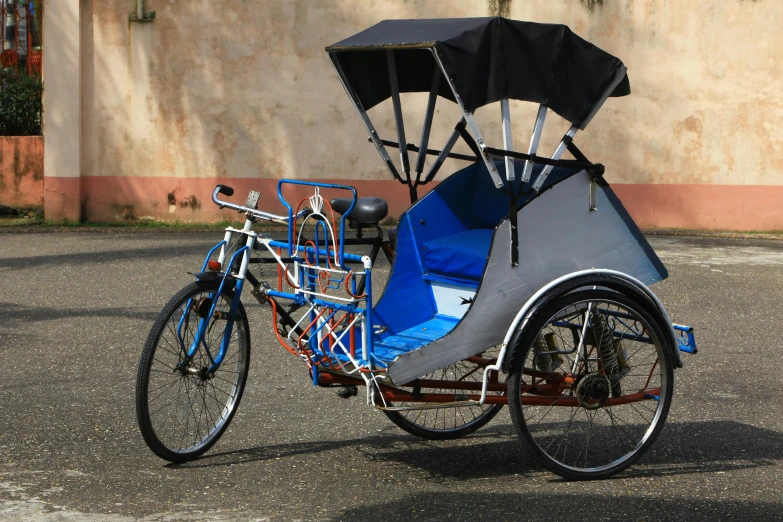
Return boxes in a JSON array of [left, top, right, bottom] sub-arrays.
[[387, 171, 666, 385]]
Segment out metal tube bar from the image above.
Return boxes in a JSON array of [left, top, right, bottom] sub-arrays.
[[500, 98, 514, 181], [373, 137, 475, 162], [386, 50, 411, 181], [211, 186, 297, 224], [423, 119, 463, 183], [362, 255, 373, 365], [522, 104, 547, 182], [328, 53, 403, 183], [532, 126, 578, 191], [267, 240, 365, 263], [399, 379, 506, 392], [571, 303, 593, 374], [551, 321, 652, 345], [483, 146, 594, 169], [429, 49, 504, 188], [415, 68, 440, 182], [380, 388, 661, 407]]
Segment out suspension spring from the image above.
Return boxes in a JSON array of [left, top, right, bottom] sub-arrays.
[[544, 332, 564, 366], [532, 334, 554, 372], [590, 311, 620, 376]]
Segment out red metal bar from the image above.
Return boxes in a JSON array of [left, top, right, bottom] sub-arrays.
[[464, 355, 496, 367], [643, 358, 659, 391], [521, 388, 662, 407], [400, 379, 506, 392], [381, 390, 509, 405], [380, 388, 661, 407], [317, 373, 660, 408], [297, 306, 329, 349], [318, 372, 365, 386]]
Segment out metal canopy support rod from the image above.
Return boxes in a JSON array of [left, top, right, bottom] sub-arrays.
[[329, 53, 404, 183], [500, 99, 514, 181], [532, 126, 578, 191], [522, 104, 547, 182], [416, 68, 440, 183], [429, 49, 504, 188], [386, 50, 411, 182], [373, 137, 475, 162], [423, 118, 465, 184]]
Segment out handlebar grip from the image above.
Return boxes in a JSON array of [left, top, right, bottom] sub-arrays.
[[216, 184, 234, 197]]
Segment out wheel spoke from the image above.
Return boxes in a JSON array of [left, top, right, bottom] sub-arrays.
[[136, 284, 249, 462], [383, 345, 504, 439], [512, 294, 672, 479]]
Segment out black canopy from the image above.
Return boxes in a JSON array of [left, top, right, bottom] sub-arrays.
[[327, 18, 630, 129]]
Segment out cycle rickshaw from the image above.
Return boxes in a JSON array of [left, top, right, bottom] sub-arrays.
[[135, 17, 697, 480]]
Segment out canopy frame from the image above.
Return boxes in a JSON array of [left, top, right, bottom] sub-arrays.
[[327, 19, 621, 265]]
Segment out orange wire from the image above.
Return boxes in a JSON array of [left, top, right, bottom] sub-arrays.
[[268, 299, 308, 363], [344, 269, 367, 299]]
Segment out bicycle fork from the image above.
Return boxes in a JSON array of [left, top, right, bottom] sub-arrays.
[[177, 221, 258, 376]]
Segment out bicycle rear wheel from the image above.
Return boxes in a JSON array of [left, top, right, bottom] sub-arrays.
[[508, 289, 673, 480], [136, 281, 250, 462], [382, 347, 504, 440]]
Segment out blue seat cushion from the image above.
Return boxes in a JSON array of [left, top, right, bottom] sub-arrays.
[[422, 229, 493, 282]]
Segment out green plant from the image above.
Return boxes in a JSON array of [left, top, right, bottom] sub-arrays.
[[0, 67, 43, 136]]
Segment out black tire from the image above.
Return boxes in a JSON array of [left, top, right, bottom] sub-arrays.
[[383, 347, 504, 440], [136, 281, 251, 462], [508, 289, 674, 480]]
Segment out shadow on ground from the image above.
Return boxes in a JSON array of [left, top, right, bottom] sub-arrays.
[[326, 491, 780, 521], [0, 243, 212, 270], [169, 420, 781, 481], [0, 302, 157, 328]]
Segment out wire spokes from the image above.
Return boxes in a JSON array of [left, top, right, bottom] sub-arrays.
[[520, 298, 668, 472], [144, 288, 248, 453]]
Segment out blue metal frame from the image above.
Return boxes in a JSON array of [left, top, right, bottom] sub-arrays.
[[176, 243, 249, 373], [276, 180, 358, 268], [175, 240, 228, 357], [550, 317, 698, 357], [673, 323, 698, 354], [268, 240, 365, 264]]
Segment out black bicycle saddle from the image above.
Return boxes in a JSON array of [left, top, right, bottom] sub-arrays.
[[330, 197, 388, 225]]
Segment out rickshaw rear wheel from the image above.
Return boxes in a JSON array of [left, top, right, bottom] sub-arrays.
[[136, 281, 251, 463], [507, 289, 674, 480], [382, 349, 504, 440]]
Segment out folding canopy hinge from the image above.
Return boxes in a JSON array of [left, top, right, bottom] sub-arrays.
[[561, 135, 603, 211]]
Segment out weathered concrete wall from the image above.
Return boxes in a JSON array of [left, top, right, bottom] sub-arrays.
[[0, 137, 44, 207], [57, 0, 783, 228], [43, 0, 80, 221]]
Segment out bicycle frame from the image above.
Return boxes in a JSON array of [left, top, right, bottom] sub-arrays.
[[194, 182, 386, 394], [186, 182, 697, 413]]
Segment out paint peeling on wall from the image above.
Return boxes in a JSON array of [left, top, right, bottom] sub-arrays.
[[580, 0, 605, 13], [0, 137, 44, 207], [488, 0, 512, 18]]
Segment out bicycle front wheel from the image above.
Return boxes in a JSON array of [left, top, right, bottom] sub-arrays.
[[135, 281, 251, 462]]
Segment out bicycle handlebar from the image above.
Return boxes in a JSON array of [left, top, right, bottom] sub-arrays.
[[211, 185, 306, 225]]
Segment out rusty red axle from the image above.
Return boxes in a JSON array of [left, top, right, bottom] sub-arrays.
[[317, 372, 661, 407]]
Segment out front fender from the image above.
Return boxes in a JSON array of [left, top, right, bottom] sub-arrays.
[[191, 271, 237, 290]]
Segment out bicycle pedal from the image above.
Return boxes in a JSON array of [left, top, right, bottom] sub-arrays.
[[336, 385, 358, 399]]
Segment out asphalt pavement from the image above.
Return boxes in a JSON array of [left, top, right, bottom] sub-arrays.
[[1, 231, 783, 521]]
